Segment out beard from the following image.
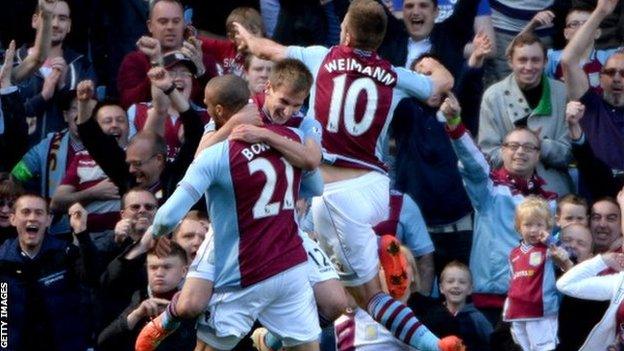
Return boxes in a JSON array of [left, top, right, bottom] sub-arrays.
[[51, 39, 63, 47], [604, 92, 624, 107]]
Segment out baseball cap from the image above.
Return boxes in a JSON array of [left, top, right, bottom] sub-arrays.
[[162, 51, 197, 75]]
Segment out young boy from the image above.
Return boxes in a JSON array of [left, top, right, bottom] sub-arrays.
[[407, 261, 493, 351], [438, 261, 493, 351], [551, 194, 590, 262], [98, 243, 195, 351], [504, 196, 562, 351], [556, 194, 589, 229]]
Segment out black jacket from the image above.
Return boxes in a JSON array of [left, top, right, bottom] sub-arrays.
[[98, 289, 196, 351], [96, 241, 148, 333], [556, 295, 609, 351], [77, 106, 203, 200], [377, 0, 480, 77], [408, 293, 493, 351], [391, 66, 483, 226], [0, 233, 98, 351], [572, 138, 624, 201]]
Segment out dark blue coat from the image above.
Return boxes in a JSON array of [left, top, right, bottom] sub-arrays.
[[15, 45, 96, 145], [0, 234, 96, 350], [391, 66, 483, 226]]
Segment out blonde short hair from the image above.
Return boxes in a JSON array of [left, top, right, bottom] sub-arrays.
[[515, 196, 553, 232], [269, 59, 313, 95], [440, 260, 472, 285]]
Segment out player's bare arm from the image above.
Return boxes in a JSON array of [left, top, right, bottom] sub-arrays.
[[233, 22, 287, 61], [419, 58, 455, 99], [230, 125, 322, 170]]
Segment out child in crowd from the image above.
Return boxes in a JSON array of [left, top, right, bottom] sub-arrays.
[[556, 194, 590, 229], [244, 54, 273, 95], [504, 196, 566, 351], [98, 243, 195, 351], [380, 260, 493, 351], [437, 261, 493, 350]]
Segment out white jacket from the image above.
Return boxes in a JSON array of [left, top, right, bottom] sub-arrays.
[[556, 255, 624, 350]]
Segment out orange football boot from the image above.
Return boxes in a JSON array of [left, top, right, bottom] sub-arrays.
[[378, 235, 409, 298]]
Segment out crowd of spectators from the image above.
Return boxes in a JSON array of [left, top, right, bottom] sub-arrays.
[[0, 0, 623, 350]]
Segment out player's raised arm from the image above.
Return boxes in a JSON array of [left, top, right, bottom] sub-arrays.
[[233, 22, 287, 61], [152, 139, 226, 239], [150, 185, 196, 238], [418, 57, 455, 101]]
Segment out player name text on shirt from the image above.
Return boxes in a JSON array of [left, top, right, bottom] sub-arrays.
[[324, 58, 396, 86]]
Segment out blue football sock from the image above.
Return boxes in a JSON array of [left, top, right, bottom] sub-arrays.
[[367, 292, 440, 351]]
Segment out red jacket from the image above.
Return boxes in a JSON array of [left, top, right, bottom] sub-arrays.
[[117, 50, 217, 109]]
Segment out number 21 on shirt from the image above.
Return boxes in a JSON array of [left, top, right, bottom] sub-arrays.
[[248, 157, 295, 219]]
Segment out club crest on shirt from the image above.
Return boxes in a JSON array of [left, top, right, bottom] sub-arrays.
[[529, 251, 543, 267], [364, 323, 378, 340]]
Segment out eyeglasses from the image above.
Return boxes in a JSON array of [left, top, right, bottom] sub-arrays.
[[0, 199, 14, 208], [601, 68, 624, 78], [126, 203, 157, 211], [126, 154, 158, 168], [168, 71, 193, 79], [565, 20, 587, 29], [502, 142, 540, 152]]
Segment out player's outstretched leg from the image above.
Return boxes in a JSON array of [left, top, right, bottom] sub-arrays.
[[367, 291, 437, 350], [366, 291, 465, 351]]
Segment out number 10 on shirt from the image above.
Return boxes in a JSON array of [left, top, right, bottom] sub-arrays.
[[326, 75, 379, 136]]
